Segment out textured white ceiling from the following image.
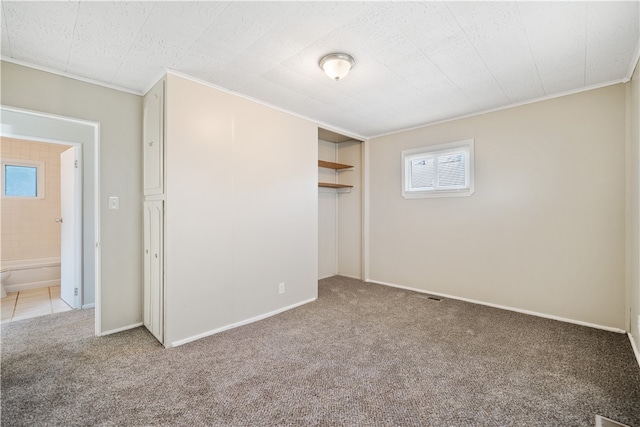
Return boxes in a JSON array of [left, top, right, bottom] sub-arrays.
[[2, 1, 639, 138]]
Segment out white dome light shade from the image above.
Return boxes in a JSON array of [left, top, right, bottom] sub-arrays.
[[319, 53, 355, 81]]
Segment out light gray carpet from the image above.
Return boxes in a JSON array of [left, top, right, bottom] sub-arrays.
[[2, 276, 639, 426]]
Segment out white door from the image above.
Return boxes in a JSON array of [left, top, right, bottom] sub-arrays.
[[143, 200, 163, 343], [60, 146, 82, 309]]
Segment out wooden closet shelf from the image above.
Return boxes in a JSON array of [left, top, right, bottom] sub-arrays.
[[318, 160, 353, 170], [318, 182, 353, 189]]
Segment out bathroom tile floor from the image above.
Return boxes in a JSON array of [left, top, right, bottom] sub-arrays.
[[1, 286, 72, 323]]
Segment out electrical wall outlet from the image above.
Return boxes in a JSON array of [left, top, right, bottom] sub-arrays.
[[278, 283, 285, 295]]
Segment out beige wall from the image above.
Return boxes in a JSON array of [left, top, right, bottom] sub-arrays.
[[369, 84, 627, 330], [164, 73, 318, 346], [628, 59, 640, 354], [1, 61, 143, 331], [1, 138, 70, 261]]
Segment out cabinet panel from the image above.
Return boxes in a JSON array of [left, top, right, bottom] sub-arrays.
[[144, 200, 164, 343], [143, 80, 164, 196]]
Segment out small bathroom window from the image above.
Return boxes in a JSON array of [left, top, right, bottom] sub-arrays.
[[1, 159, 45, 199]]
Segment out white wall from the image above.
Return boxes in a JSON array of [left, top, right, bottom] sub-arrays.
[[164, 73, 318, 346], [628, 60, 640, 355], [1, 61, 143, 332], [369, 84, 627, 330], [337, 141, 362, 279]]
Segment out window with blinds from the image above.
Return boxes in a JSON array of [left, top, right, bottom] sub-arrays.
[[402, 139, 474, 198]]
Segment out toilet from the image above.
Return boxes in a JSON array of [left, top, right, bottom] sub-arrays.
[[1, 268, 10, 299]]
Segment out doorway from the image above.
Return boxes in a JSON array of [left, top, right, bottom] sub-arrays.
[[0, 105, 101, 334], [0, 138, 81, 319]]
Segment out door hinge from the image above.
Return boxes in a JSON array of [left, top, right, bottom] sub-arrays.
[[74, 288, 78, 296], [74, 160, 78, 168]]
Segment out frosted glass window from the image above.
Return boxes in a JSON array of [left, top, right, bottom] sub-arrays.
[[402, 140, 474, 199], [4, 165, 37, 197], [1, 159, 44, 199]]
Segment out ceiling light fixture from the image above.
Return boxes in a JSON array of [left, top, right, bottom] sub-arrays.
[[319, 53, 355, 81]]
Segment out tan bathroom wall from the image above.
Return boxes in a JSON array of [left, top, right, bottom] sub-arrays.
[[1, 137, 71, 262]]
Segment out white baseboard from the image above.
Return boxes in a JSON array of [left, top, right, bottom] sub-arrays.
[[82, 303, 95, 309], [1, 257, 60, 270], [629, 333, 640, 368], [170, 297, 317, 348], [5, 280, 61, 293], [367, 279, 626, 334], [319, 274, 363, 281], [100, 322, 143, 336]]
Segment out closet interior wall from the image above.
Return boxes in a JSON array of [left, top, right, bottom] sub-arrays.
[[317, 131, 363, 280]]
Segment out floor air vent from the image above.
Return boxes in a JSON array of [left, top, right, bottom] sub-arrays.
[[413, 294, 442, 302]]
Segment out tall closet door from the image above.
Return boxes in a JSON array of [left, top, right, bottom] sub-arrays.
[[144, 200, 164, 343]]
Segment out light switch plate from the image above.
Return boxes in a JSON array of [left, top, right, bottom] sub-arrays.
[[108, 196, 119, 210]]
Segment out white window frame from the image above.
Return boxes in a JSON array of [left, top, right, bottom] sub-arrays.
[[402, 139, 474, 199], [1, 158, 45, 199]]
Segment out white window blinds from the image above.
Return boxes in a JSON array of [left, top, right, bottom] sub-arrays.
[[402, 140, 474, 198]]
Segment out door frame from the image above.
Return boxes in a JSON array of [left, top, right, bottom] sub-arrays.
[[0, 105, 101, 335]]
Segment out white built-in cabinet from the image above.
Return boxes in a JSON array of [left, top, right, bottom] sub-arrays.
[[143, 80, 164, 196], [142, 78, 165, 345], [143, 200, 164, 342]]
